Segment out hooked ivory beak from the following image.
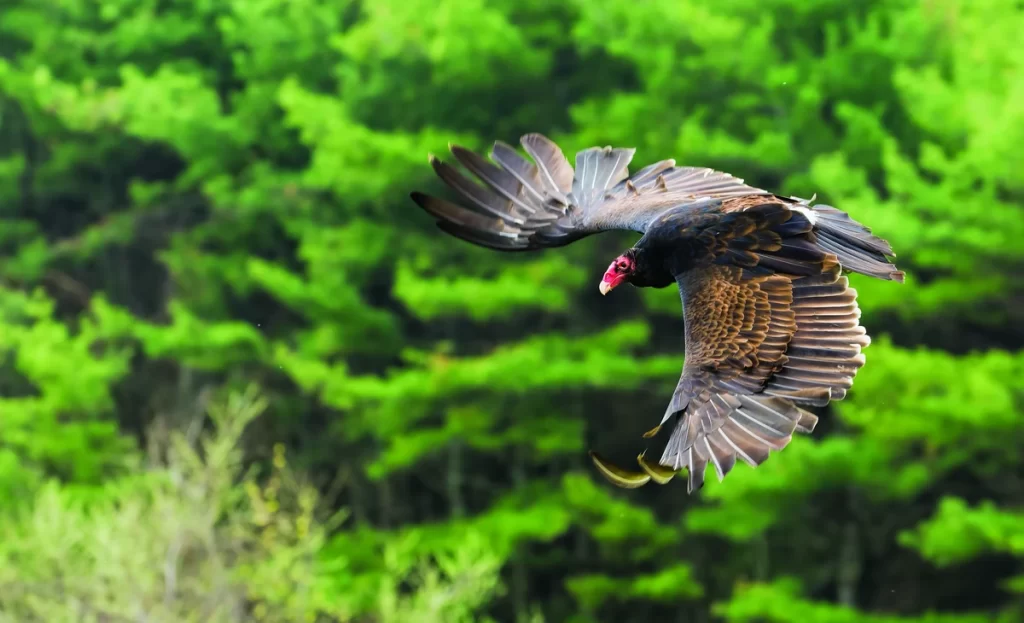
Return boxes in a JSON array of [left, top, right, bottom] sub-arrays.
[[600, 255, 631, 295], [599, 271, 627, 295]]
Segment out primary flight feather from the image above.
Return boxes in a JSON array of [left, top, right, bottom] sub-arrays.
[[410, 133, 903, 493]]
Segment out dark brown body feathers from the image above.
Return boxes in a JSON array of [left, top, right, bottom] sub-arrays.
[[411, 133, 903, 493]]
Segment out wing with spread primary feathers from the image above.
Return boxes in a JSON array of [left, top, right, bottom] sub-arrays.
[[410, 133, 770, 250], [409, 134, 896, 494], [591, 204, 872, 493]]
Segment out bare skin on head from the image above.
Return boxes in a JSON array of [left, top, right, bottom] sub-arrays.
[[599, 252, 635, 295]]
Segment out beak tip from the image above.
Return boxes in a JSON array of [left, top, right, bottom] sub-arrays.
[[599, 282, 611, 296]]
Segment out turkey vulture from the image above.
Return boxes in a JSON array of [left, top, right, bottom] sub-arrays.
[[410, 133, 903, 493]]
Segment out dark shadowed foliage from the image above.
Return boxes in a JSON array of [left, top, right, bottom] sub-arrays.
[[0, 0, 1021, 621]]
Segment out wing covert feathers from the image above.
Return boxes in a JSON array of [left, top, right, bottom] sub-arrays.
[[592, 262, 879, 494]]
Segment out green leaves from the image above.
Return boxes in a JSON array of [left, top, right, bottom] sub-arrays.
[[568, 563, 703, 610], [716, 578, 997, 623], [278, 78, 461, 203], [0, 388, 506, 622], [0, 287, 135, 487], [0, 0, 1022, 620], [336, 0, 551, 87], [393, 255, 588, 321], [901, 498, 1024, 569]]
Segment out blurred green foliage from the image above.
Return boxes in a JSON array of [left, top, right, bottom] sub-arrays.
[[0, 0, 1021, 621], [0, 386, 506, 622]]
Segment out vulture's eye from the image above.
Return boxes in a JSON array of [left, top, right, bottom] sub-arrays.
[[617, 260, 631, 272]]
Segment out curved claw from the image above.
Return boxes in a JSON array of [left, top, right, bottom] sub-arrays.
[[641, 424, 663, 439], [589, 451, 651, 489], [637, 452, 677, 485]]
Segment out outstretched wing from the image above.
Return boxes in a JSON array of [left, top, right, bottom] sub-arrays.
[[591, 204, 871, 492], [656, 262, 868, 493], [578, 161, 771, 233], [410, 133, 769, 251], [410, 134, 584, 251]]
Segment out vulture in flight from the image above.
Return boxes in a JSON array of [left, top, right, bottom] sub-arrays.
[[410, 133, 903, 493]]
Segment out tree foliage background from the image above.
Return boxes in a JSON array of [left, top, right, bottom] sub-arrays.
[[0, 0, 1022, 621]]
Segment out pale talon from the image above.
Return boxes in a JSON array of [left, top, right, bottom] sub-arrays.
[[637, 453, 677, 485], [589, 451, 651, 489]]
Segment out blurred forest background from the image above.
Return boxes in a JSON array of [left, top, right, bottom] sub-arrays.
[[0, 0, 1022, 621]]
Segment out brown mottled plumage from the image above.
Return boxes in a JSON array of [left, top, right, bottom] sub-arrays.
[[411, 134, 903, 493]]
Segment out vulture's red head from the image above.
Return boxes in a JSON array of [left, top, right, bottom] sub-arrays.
[[599, 252, 636, 295]]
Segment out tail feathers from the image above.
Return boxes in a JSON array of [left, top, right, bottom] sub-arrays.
[[812, 205, 904, 282], [659, 394, 818, 493], [571, 145, 636, 209]]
